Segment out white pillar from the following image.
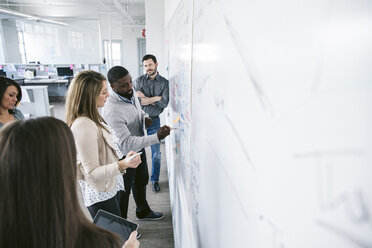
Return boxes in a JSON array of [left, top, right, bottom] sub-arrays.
[[145, 0, 166, 77]]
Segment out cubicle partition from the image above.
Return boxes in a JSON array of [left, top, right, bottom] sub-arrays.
[[18, 86, 51, 117]]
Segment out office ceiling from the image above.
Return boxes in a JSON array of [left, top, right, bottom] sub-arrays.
[[0, 0, 145, 26]]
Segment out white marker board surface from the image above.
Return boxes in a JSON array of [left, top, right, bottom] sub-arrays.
[[165, 0, 372, 247]]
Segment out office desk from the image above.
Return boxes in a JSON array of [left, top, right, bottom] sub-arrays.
[[24, 77, 71, 101], [24, 78, 69, 84]]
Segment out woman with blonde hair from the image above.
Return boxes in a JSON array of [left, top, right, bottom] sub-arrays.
[[0, 117, 139, 248], [66, 70, 141, 219]]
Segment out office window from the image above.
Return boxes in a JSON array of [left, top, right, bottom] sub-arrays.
[[17, 26, 27, 64], [34, 24, 44, 34], [24, 23, 33, 32], [103, 40, 122, 67], [112, 42, 121, 66], [68, 31, 83, 49], [16, 20, 57, 63], [45, 26, 54, 35], [14, 20, 99, 64]]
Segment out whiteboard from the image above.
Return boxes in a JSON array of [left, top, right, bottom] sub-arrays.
[[165, 0, 372, 247], [166, 0, 195, 246]]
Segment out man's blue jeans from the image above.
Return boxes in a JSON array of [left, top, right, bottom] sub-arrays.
[[147, 117, 161, 182]]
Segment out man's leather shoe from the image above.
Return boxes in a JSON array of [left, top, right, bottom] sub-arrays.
[[152, 181, 160, 192]]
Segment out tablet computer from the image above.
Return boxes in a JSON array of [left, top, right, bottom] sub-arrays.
[[93, 210, 139, 243]]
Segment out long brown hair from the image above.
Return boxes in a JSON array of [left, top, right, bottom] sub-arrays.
[[0, 117, 120, 248], [65, 70, 109, 132]]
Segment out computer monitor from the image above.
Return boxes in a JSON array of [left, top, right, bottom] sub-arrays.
[[57, 67, 73, 77]]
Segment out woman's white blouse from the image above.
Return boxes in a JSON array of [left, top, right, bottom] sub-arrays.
[[79, 174, 124, 206], [79, 124, 124, 207]]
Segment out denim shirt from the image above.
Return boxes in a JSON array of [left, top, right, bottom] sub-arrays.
[[0, 109, 24, 128]]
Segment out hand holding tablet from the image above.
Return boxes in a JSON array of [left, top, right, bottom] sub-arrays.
[[93, 210, 139, 245]]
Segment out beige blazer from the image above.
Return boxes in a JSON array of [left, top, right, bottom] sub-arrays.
[[71, 116, 121, 192]]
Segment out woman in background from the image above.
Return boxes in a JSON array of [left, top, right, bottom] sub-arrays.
[[0, 77, 24, 128], [0, 117, 139, 248], [65, 70, 141, 218]]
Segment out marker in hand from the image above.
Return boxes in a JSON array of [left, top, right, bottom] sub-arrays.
[[125, 152, 142, 162]]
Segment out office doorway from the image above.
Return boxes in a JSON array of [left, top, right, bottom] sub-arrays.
[[103, 40, 123, 68], [137, 38, 146, 77]]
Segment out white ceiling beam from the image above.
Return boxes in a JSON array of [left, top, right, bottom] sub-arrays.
[[0, 7, 68, 25]]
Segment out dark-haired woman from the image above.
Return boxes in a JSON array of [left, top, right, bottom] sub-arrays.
[[0, 117, 139, 248], [0, 77, 24, 128]]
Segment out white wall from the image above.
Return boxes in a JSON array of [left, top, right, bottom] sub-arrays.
[[100, 16, 123, 40], [145, 0, 166, 77], [122, 26, 143, 78]]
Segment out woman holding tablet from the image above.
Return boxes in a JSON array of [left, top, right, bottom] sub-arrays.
[[0, 117, 139, 248], [66, 70, 141, 218]]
